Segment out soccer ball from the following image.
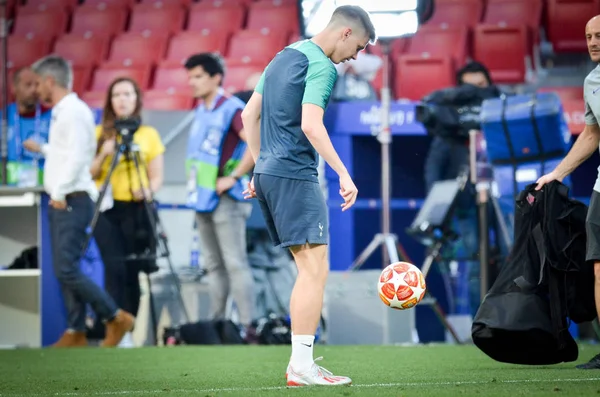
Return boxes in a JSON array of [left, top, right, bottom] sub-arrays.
[[377, 262, 426, 310]]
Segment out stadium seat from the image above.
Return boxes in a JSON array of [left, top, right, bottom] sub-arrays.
[[107, 33, 169, 64], [368, 39, 407, 59], [80, 91, 106, 109], [481, 0, 543, 53], [405, 26, 468, 67], [53, 34, 110, 67], [152, 65, 189, 90], [187, 3, 245, 35], [143, 90, 194, 110], [140, 0, 192, 5], [7, 35, 53, 70], [227, 31, 287, 65], [246, 3, 299, 35], [12, 10, 68, 38], [91, 65, 152, 91], [546, 0, 600, 53], [165, 32, 229, 64], [195, 0, 253, 7], [425, 0, 483, 29], [17, 0, 78, 13], [222, 63, 265, 94], [72, 66, 93, 95], [395, 55, 454, 100], [473, 24, 528, 83], [128, 3, 186, 35], [70, 5, 128, 38], [83, 0, 137, 7]]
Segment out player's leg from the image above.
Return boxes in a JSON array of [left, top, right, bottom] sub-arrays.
[[195, 211, 229, 321], [577, 191, 600, 369]]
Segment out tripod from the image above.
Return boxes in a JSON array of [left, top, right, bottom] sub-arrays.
[[348, 40, 400, 271], [80, 118, 190, 345]]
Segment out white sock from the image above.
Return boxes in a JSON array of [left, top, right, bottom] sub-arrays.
[[290, 335, 315, 374]]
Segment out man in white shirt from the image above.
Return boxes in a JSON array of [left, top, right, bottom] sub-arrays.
[[27, 55, 135, 348]]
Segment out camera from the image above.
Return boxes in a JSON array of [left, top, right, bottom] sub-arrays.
[[416, 84, 502, 140], [114, 117, 141, 148]]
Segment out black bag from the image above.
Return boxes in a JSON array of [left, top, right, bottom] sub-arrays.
[[178, 320, 244, 345], [472, 181, 596, 365]]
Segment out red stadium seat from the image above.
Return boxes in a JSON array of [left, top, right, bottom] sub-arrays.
[[7, 35, 53, 70], [187, 3, 245, 35], [17, 0, 78, 13], [405, 26, 468, 67], [547, 0, 600, 53], [425, 0, 483, 29], [83, 0, 136, 7], [143, 90, 194, 110], [481, 0, 542, 52], [255, 0, 298, 5], [70, 5, 128, 37], [128, 3, 185, 35], [140, 0, 192, 5], [368, 39, 408, 59], [152, 64, 189, 90], [108, 33, 169, 64], [53, 34, 110, 67], [473, 24, 528, 83], [222, 63, 265, 94], [12, 10, 68, 38], [195, 0, 252, 7], [246, 4, 299, 34], [91, 65, 152, 91], [227, 31, 287, 65], [395, 55, 454, 100], [72, 65, 93, 95], [165, 32, 229, 64], [81, 91, 106, 109]]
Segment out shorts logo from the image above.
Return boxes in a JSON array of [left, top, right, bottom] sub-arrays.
[[318, 222, 323, 237]]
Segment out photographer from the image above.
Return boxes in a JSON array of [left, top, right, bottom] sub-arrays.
[[418, 62, 502, 317], [90, 77, 165, 347]]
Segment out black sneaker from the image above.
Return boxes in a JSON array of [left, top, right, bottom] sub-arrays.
[[576, 353, 600, 369]]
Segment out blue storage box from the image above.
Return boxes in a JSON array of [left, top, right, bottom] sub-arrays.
[[481, 92, 572, 165]]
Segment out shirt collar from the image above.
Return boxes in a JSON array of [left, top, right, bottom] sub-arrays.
[[200, 88, 225, 111], [52, 92, 77, 114]]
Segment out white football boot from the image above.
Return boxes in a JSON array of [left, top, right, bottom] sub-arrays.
[[286, 357, 352, 387]]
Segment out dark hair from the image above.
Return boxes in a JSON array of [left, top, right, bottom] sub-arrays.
[[456, 61, 493, 86], [184, 52, 226, 78], [331, 5, 377, 44], [97, 77, 143, 153]]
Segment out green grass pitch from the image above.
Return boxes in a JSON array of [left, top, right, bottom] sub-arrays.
[[1, 344, 600, 396]]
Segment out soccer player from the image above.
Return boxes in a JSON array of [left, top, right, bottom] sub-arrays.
[[536, 15, 600, 369], [241, 5, 376, 386]]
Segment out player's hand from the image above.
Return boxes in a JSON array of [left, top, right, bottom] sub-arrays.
[[132, 187, 152, 201], [216, 176, 236, 195], [339, 173, 357, 211], [49, 199, 67, 210], [243, 176, 256, 199], [535, 170, 562, 190], [23, 139, 41, 153]]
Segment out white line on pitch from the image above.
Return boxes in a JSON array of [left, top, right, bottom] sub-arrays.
[[1, 377, 599, 396]]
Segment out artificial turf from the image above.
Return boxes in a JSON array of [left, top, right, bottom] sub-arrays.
[[1, 344, 600, 396]]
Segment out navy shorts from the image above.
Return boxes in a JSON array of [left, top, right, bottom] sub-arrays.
[[586, 191, 600, 262], [254, 173, 328, 248]]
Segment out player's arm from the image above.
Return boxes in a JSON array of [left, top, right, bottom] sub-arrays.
[[301, 62, 348, 177], [230, 110, 256, 177], [553, 123, 600, 180], [241, 76, 264, 163], [301, 104, 348, 177]]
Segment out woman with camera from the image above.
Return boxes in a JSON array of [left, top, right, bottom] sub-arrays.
[[90, 77, 165, 347]]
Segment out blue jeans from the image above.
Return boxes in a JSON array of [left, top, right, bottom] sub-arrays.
[[49, 193, 118, 331]]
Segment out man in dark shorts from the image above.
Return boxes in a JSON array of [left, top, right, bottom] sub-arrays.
[[536, 15, 600, 369], [241, 5, 376, 387]]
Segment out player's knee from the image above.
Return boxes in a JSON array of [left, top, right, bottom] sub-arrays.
[[290, 243, 328, 282], [594, 262, 600, 284]]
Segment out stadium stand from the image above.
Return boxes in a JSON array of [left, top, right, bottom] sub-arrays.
[[2, 0, 593, 116]]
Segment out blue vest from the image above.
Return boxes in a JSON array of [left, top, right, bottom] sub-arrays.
[[186, 94, 248, 212]]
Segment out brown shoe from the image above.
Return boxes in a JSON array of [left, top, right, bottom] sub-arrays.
[[52, 331, 88, 348], [101, 310, 135, 347]]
